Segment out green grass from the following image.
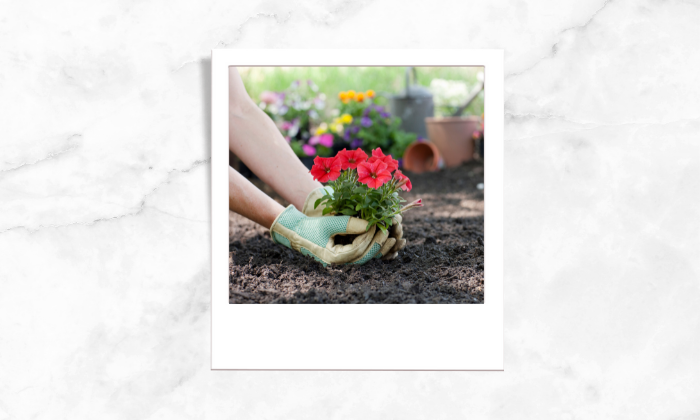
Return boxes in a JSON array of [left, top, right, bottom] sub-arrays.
[[239, 66, 485, 118]]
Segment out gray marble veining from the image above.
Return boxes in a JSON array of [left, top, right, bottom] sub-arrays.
[[1, 0, 698, 418]]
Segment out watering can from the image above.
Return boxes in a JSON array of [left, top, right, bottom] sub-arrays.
[[388, 67, 434, 139]]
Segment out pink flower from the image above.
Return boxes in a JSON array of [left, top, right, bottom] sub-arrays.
[[310, 134, 334, 147], [260, 91, 279, 105], [302, 144, 316, 156], [400, 198, 423, 213], [281, 121, 293, 131], [318, 133, 334, 148]]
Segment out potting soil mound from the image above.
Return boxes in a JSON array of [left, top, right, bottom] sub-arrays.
[[229, 160, 485, 304]]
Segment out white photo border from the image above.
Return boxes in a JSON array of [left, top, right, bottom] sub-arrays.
[[212, 49, 504, 370]]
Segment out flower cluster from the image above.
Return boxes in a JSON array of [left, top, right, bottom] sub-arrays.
[[310, 147, 422, 233], [257, 80, 329, 158], [338, 89, 375, 104], [316, 113, 353, 137], [337, 98, 416, 159]]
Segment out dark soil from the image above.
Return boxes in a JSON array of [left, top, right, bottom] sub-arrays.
[[229, 160, 485, 304]]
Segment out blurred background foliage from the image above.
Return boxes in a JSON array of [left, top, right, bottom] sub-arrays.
[[238, 66, 485, 118]]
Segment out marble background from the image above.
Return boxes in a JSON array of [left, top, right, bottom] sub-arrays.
[[1, 0, 699, 418]]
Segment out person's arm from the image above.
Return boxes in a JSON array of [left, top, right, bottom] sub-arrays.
[[228, 67, 321, 210], [229, 166, 284, 229], [229, 165, 393, 265]]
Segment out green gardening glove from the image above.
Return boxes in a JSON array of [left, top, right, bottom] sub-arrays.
[[270, 205, 393, 266], [301, 186, 406, 260]]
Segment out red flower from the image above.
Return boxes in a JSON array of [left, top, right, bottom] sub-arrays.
[[367, 147, 399, 172], [309, 156, 342, 183], [336, 148, 368, 170], [357, 160, 392, 189], [393, 169, 412, 191], [400, 198, 423, 213]]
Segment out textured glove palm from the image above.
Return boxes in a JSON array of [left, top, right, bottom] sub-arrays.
[[301, 186, 406, 260], [270, 205, 392, 266]]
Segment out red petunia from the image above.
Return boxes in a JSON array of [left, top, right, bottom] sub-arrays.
[[367, 147, 399, 172], [393, 169, 412, 191], [357, 160, 392, 189], [336, 148, 368, 170], [309, 156, 342, 183]]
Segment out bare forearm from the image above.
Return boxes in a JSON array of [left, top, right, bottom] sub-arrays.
[[228, 67, 321, 209], [229, 166, 284, 229]]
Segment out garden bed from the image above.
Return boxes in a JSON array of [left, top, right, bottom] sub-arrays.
[[229, 160, 485, 304]]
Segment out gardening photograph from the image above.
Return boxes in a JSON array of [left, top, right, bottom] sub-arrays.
[[228, 66, 485, 304]]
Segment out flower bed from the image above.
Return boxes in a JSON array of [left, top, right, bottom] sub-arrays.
[[255, 81, 417, 167]]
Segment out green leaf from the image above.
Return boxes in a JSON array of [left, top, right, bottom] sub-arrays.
[[322, 207, 333, 215], [314, 198, 323, 209], [340, 209, 356, 216]]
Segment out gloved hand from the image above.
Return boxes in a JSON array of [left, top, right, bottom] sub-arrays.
[[270, 205, 396, 266], [301, 186, 407, 260]]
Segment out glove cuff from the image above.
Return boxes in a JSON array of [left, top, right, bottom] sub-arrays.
[[302, 186, 335, 216]]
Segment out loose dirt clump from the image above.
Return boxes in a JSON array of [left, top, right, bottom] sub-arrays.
[[229, 160, 485, 304]]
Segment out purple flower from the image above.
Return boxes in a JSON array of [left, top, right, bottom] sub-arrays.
[[361, 117, 373, 127], [351, 125, 360, 134], [375, 106, 384, 113], [397, 158, 403, 168], [350, 139, 363, 149], [343, 129, 351, 141], [302, 144, 316, 156], [380, 112, 390, 118]]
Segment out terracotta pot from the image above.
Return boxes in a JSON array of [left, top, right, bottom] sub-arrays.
[[425, 116, 480, 167], [403, 140, 443, 173]]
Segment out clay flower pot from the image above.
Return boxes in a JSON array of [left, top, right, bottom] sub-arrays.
[[425, 116, 480, 167], [403, 140, 443, 173]]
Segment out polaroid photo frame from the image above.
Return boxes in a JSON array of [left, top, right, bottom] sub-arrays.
[[212, 49, 503, 370]]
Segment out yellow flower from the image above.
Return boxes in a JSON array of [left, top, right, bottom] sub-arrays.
[[342, 98, 350, 104], [356, 92, 365, 102], [338, 91, 347, 100], [366, 89, 375, 98], [331, 123, 343, 133], [346, 90, 356, 99], [341, 114, 353, 124], [315, 123, 328, 135]]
